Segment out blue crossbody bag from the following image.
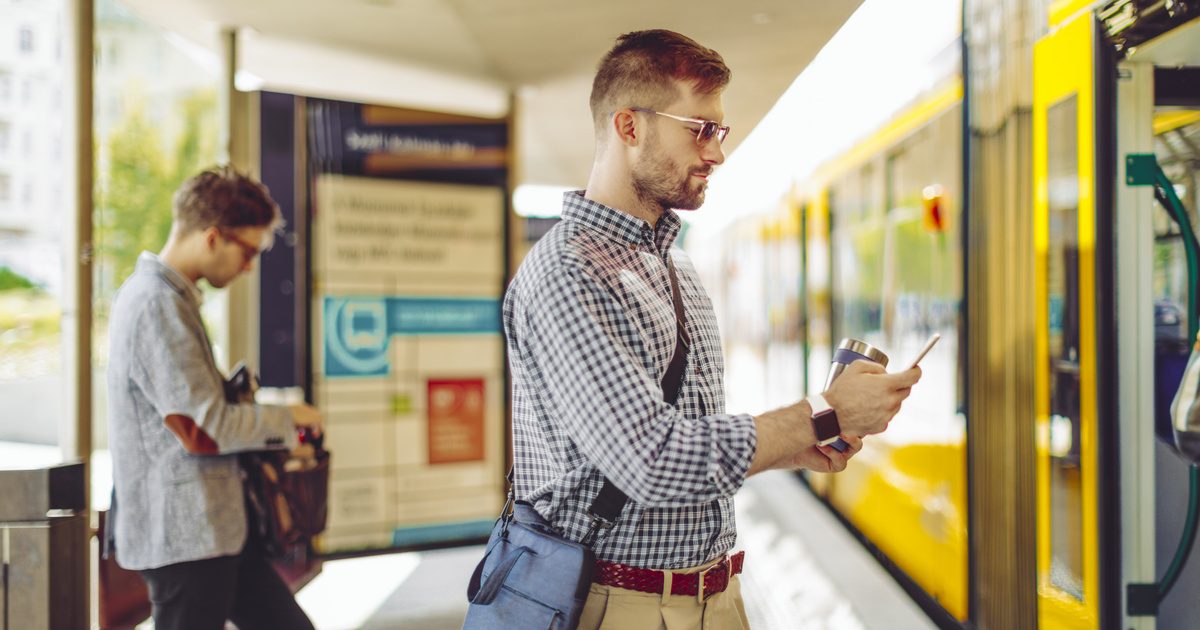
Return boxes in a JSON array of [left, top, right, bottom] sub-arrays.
[[463, 258, 690, 629]]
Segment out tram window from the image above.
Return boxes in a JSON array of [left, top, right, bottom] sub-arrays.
[[1046, 95, 1084, 601]]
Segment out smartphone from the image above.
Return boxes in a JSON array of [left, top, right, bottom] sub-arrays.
[[828, 335, 940, 454], [224, 361, 258, 403], [904, 333, 941, 370]]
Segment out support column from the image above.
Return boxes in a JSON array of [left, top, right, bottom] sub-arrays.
[[219, 27, 260, 372], [63, 0, 93, 497], [1116, 60, 1157, 630], [963, 0, 1039, 626], [62, 0, 94, 625]]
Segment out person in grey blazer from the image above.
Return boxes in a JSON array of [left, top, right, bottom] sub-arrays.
[[106, 166, 322, 630]]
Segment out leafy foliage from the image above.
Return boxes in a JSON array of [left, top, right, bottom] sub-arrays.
[[0, 266, 36, 292], [94, 88, 218, 306]]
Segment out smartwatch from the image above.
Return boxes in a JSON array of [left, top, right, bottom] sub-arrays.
[[806, 393, 841, 446]]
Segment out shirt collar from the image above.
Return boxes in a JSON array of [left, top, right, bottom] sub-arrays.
[[560, 191, 682, 255], [136, 251, 203, 308]]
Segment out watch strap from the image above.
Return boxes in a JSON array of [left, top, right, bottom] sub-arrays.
[[807, 393, 841, 445], [807, 392, 831, 415]]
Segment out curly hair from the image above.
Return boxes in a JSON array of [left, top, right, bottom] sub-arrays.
[[171, 165, 281, 234]]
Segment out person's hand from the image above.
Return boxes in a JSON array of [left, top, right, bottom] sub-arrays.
[[288, 403, 324, 434], [785, 435, 863, 472], [290, 443, 316, 459], [824, 360, 921, 437]]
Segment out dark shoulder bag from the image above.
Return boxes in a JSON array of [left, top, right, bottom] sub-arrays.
[[463, 258, 690, 630], [226, 363, 331, 558]]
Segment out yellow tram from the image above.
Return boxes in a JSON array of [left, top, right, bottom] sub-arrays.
[[705, 2, 1200, 627]]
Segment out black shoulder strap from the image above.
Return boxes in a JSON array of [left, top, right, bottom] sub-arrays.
[[660, 256, 690, 406], [506, 254, 691, 545], [585, 255, 689, 538]]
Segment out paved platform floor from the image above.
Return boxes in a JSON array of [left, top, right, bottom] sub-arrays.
[[293, 471, 936, 630], [0, 442, 934, 629]]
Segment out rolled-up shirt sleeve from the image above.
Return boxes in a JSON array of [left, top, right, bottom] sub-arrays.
[[131, 292, 299, 455], [520, 258, 757, 508]]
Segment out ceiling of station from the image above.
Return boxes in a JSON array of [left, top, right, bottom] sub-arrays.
[[119, 0, 865, 188]]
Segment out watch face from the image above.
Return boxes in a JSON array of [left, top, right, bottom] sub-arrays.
[[812, 410, 841, 442]]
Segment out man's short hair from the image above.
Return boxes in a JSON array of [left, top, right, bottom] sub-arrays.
[[589, 30, 731, 142], [172, 166, 281, 234]]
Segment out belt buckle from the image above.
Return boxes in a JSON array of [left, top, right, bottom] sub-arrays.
[[696, 557, 727, 604]]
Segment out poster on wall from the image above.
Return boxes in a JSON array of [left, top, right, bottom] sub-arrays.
[[293, 95, 509, 554], [427, 379, 486, 465], [314, 175, 504, 277]]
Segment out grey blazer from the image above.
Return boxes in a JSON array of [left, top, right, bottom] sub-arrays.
[[106, 253, 298, 570]]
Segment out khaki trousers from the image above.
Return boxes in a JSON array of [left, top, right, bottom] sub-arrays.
[[577, 556, 751, 630]]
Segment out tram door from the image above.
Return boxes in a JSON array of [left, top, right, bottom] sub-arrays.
[[1032, 11, 1105, 630]]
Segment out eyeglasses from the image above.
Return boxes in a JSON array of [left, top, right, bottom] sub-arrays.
[[630, 107, 730, 145], [218, 229, 266, 263]]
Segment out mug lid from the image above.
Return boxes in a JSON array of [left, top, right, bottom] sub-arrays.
[[836, 338, 889, 367]]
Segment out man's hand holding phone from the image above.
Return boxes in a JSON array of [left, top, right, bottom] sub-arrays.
[[824, 361, 920, 437], [822, 333, 936, 454]]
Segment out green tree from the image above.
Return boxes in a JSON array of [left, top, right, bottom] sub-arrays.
[[95, 96, 173, 294], [0, 266, 36, 292], [172, 89, 219, 188], [94, 88, 217, 306]]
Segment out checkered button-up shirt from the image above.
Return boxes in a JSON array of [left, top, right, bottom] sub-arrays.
[[503, 191, 758, 570]]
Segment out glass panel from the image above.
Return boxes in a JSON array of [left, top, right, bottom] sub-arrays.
[[764, 208, 804, 409], [720, 219, 769, 411], [831, 164, 884, 343], [92, 0, 221, 507], [805, 200, 831, 396], [823, 104, 967, 618], [1046, 95, 1084, 600], [0, 0, 71, 466]]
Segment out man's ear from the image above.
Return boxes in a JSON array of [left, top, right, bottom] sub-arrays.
[[203, 226, 220, 251], [612, 109, 639, 147]]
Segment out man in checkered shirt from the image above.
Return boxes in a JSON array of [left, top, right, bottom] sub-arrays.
[[503, 30, 923, 629]]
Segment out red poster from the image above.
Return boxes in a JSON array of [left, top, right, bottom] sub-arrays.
[[427, 379, 486, 464]]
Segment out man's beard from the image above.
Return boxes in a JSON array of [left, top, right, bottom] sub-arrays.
[[632, 143, 707, 212]]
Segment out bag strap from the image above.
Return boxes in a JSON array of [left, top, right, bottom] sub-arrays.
[[501, 254, 690, 545], [581, 256, 689, 545], [469, 545, 535, 605], [660, 255, 691, 407], [467, 534, 524, 604]]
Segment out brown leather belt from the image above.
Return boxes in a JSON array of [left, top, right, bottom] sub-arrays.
[[593, 551, 745, 603]]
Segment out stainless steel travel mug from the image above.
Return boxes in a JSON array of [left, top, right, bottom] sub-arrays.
[[823, 338, 890, 451]]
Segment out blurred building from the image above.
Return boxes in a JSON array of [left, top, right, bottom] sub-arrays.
[[0, 0, 67, 294]]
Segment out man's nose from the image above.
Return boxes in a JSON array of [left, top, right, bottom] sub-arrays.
[[702, 139, 725, 165]]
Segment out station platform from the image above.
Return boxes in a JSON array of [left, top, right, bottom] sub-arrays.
[[0, 441, 936, 628], [290, 471, 936, 630]]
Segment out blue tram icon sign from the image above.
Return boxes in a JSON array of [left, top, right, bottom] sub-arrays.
[[323, 296, 501, 378], [344, 301, 387, 351], [325, 297, 391, 377]]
